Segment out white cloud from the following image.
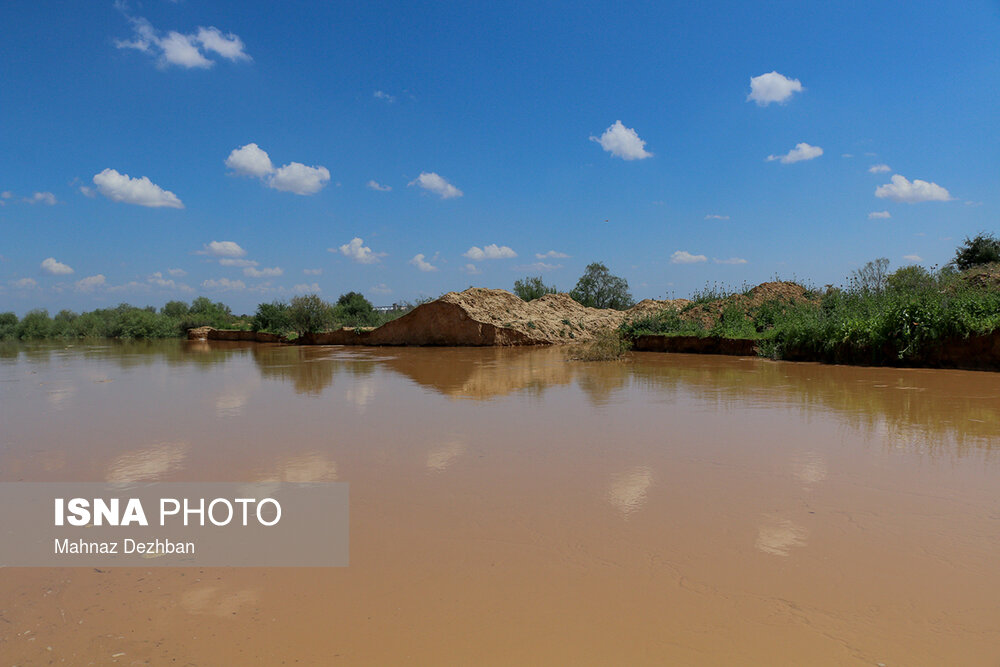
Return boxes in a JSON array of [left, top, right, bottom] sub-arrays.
[[713, 257, 748, 265], [291, 283, 321, 294], [463, 244, 516, 260], [366, 180, 392, 191], [168, 268, 186, 277], [336, 237, 384, 264], [670, 250, 707, 264], [199, 241, 247, 258], [515, 262, 561, 272], [767, 143, 823, 164], [226, 144, 330, 195], [875, 174, 952, 203], [225, 143, 275, 178], [903, 254, 923, 262], [79, 185, 95, 198], [269, 162, 330, 195], [371, 283, 392, 295], [41, 257, 74, 275], [93, 168, 183, 208], [303, 268, 323, 276], [747, 71, 804, 106], [373, 90, 396, 103], [75, 274, 107, 292], [868, 210, 892, 220], [535, 250, 569, 259], [842, 153, 854, 158], [704, 214, 730, 220], [0, 191, 12, 199], [26, 191, 56, 205], [148, 272, 193, 292], [195, 27, 251, 62], [408, 172, 462, 199], [868, 163, 891, 173], [589, 120, 653, 160], [243, 266, 283, 278], [409, 254, 438, 272], [116, 17, 249, 69], [13, 278, 37, 288], [219, 258, 257, 267], [159, 31, 212, 68], [461, 263, 481, 275], [201, 277, 246, 291]]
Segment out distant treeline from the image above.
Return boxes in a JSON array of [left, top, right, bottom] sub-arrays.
[[0, 292, 421, 341]]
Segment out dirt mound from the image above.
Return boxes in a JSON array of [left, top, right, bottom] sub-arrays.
[[679, 281, 818, 328], [961, 263, 1000, 290], [296, 289, 688, 346], [628, 298, 691, 318], [744, 281, 812, 307]]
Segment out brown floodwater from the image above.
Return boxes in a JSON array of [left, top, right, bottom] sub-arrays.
[[2, 340, 1000, 665]]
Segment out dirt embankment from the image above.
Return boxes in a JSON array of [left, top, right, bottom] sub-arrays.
[[187, 327, 286, 343], [303, 288, 688, 346], [190, 288, 687, 346]]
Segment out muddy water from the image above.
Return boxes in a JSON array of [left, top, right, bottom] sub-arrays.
[[2, 340, 1000, 665]]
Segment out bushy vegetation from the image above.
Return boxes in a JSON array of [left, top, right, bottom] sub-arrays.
[[0, 299, 242, 341], [953, 233, 1000, 271], [569, 262, 634, 310], [771, 267, 1000, 363], [622, 252, 1000, 366], [250, 292, 415, 336], [513, 276, 557, 301]]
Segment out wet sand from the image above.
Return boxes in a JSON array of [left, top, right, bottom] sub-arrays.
[[2, 342, 1000, 664]]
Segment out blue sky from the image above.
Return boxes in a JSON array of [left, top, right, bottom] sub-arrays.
[[1, 0, 997, 314]]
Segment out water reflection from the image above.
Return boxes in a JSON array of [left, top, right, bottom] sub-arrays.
[[608, 466, 653, 516], [4, 341, 1000, 458], [426, 440, 466, 472], [755, 515, 808, 556], [260, 452, 339, 482], [251, 345, 375, 395], [791, 451, 827, 488], [105, 442, 189, 482]]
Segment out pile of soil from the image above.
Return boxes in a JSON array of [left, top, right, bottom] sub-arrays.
[[961, 263, 1000, 291], [294, 288, 687, 346], [676, 281, 818, 329]]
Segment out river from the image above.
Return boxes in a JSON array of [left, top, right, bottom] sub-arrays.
[[2, 340, 999, 664]]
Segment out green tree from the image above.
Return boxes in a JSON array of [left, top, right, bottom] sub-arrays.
[[953, 233, 1000, 271], [849, 258, 890, 295], [251, 301, 292, 333], [513, 276, 557, 301], [288, 294, 334, 335], [334, 291, 375, 326], [569, 262, 634, 310], [16, 310, 53, 339], [0, 312, 18, 340], [161, 300, 190, 318], [887, 264, 935, 294]]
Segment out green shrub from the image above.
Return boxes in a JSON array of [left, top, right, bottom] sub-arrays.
[[289, 294, 334, 335], [334, 291, 375, 327], [513, 276, 557, 301], [953, 233, 1000, 271], [251, 301, 292, 333], [0, 312, 18, 340]]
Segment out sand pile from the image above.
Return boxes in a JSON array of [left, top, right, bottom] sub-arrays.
[[426, 288, 686, 344], [297, 288, 687, 346]]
